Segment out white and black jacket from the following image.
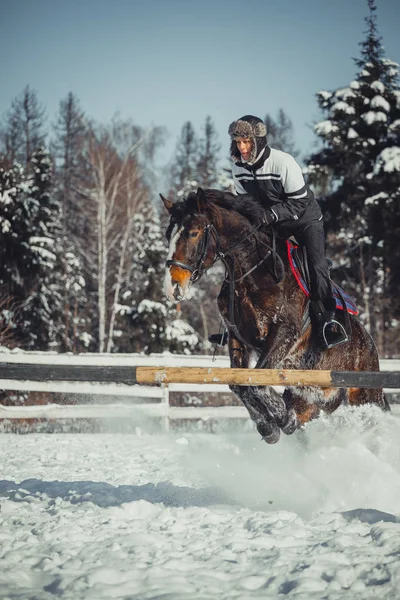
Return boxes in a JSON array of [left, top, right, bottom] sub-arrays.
[[232, 146, 322, 227]]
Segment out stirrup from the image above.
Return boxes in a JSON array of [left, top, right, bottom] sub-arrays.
[[321, 319, 348, 350], [208, 331, 228, 346]]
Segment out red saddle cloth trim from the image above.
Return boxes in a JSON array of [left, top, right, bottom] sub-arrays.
[[286, 240, 358, 316]]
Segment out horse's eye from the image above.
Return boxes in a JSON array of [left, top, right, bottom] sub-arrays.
[[189, 231, 199, 238]]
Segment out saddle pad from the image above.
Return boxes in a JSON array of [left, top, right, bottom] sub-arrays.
[[287, 240, 358, 315]]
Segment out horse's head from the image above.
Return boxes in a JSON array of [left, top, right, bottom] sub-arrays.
[[161, 188, 217, 302]]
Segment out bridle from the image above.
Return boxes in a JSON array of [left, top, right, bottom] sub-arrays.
[[166, 223, 214, 284]]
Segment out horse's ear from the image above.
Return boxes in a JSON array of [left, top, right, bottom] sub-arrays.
[[160, 193, 173, 213], [196, 187, 206, 213]]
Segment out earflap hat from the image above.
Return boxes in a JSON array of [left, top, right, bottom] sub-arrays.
[[228, 115, 267, 163]]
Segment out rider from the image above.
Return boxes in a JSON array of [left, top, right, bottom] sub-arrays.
[[222, 114, 347, 350]]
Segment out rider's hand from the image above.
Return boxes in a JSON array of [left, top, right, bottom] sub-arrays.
[[263, 209, 277, 225]]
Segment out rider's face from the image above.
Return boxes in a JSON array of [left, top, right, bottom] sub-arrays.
[[236, 138, 253, 161]]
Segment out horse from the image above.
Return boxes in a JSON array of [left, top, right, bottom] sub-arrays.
[[161, 187, 387, 443]]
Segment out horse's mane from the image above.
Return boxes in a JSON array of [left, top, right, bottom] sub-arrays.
[[203, 189, 266, 226], [166, 189, 265, 239]]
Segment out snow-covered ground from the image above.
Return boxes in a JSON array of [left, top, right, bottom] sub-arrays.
[[1, 405, 400, 599]]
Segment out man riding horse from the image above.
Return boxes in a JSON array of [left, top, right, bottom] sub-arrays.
[[218, 114, 346, 350]]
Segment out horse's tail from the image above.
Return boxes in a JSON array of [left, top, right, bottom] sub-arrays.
[[382, 393, 391, 412]]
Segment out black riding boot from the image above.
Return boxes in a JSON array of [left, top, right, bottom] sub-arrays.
[[310, 299, 348, 350], [208, 331, 228, 346]]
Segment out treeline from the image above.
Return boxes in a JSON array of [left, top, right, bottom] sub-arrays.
[[0, 90, 204, 354], [306, 0, 400, 355], [1, 0, 399, 357], [0, 86, 297, 356]]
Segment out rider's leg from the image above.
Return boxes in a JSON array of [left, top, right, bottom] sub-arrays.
[[294, 219, 333, 309], [293, 220, 347, 349]]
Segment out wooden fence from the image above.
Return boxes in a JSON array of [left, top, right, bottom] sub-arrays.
[[0, 352, 399, 428]]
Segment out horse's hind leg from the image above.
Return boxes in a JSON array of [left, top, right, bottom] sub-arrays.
[[283, 388, 321, 426], [349, 387, 386, 409]]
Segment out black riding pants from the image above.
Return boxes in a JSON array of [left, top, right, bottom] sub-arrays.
[[288, 219, 333, 309]]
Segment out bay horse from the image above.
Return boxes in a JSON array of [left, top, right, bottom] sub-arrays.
[[161, 188, 387, 443]]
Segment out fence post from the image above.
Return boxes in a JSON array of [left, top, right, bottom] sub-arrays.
[[161, 385, 170, 433]]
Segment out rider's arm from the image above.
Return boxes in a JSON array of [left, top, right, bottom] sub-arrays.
[[272, 156, 314, 222]]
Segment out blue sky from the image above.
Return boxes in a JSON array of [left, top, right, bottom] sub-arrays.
[[1, 0, 399, 166]]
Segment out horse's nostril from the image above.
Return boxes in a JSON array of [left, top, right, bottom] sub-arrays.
[[173, 283, 183, 301]]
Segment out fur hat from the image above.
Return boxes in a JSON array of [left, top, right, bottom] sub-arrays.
[[228, 115, 267, 163]]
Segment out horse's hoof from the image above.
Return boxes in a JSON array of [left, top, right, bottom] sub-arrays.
[[281, 409, 299, 435], [257, 421, 281, 444]]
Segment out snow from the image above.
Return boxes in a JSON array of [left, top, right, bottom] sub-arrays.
[[318, 90, 332, 101], [347, 127, 358, 139], [165, 318, 199, 347], [364, 192, 389, 206], [137, 299, 167, 316], [331, 101, 355, 115], [393, 91, 400, 109], [389, 119, 400, 131], [373, 147, 400, 175], [1, 405, 400, 598], [362, 111, 388, 125], [314, 120, 339, 136], [0, 188, 17, 204], [0, 217, 11, 233], [334, 87, 356, 100], [370, 95, 391, 112], [370, 80, 385, 94]]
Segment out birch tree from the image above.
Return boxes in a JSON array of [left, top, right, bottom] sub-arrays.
[[79, 122, 151, 352]]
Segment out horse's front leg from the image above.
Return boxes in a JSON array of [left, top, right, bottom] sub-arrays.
[[251, 323, 299, 436], [228, 335, 281, 444]]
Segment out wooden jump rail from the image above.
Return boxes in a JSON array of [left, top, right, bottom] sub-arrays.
[[0, 363, 399, 389]]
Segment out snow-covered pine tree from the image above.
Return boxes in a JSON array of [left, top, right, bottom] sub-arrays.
[[0, 160, 24, 339], [22, 146, 63, 349], [166, 120, 224, 350], [119, 203, 199, 355], [52, 93, 89, 352], [0, 151, 52, 348], [306, 0, 400, 354]]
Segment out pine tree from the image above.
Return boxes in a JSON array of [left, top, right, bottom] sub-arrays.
[[117, 204, 199, 354], [197, 116, 221, 187], [0, 86, 46, 170], [306, 0, 400, 354], [0, 160, 24, 339], [23, 146, 61, 349], [129, 207, 169, 354], [0, 155, 44, 347], [264, 109, 299, 158], [169, 121, 199, 198], [52, 92, 88, 351], [167, 120, 226, 351]]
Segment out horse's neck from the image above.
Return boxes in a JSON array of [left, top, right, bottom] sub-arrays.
[[218, 216, 255, 252], [219, 220, 287, 266]]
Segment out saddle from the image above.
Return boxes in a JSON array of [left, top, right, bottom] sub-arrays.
[[287, 240, 358, 315]]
